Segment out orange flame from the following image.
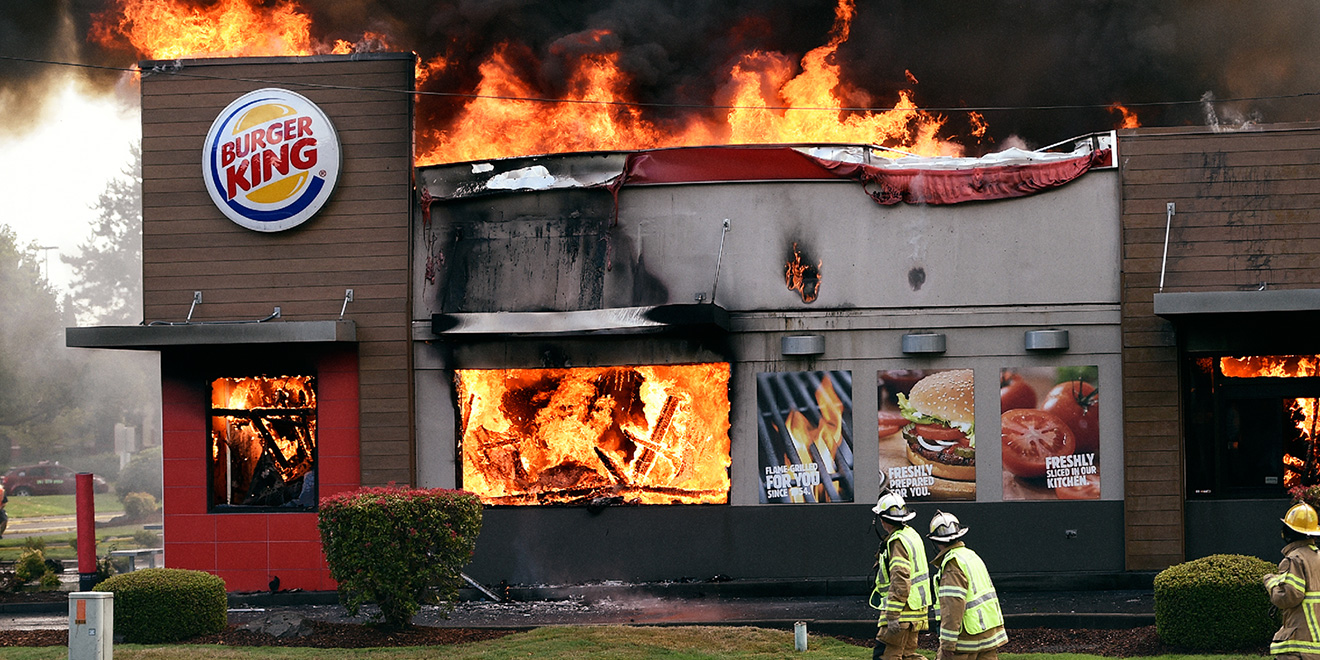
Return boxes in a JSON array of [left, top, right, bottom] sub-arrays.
[[784, 374, 846, 500], [91, 0, 316, 59], [1220, 355, 1320, 378], [456, 364, 731, 505], [1221, 356, 1320, 488], [94, 0, 979, 165], [209, 375, 317, 505], [1108, 103, 1141, 129], [785, 243, 822, 303]]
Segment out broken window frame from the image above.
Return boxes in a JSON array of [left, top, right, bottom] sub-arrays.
[[206, 373, 319, 513]]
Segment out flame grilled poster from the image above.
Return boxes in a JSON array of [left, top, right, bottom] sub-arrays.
[[756, 370, 854, 504], [1000, 366, 1100, 500], [878, 369, 976, 501]]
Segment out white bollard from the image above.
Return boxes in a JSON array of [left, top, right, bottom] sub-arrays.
[[69, 592, 114, 660], [794, 621, 807, 651]]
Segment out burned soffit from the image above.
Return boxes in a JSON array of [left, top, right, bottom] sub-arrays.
[[66, 320, 357, 350]]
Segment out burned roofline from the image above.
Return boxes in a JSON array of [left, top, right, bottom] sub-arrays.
[[416, 133, 1116, 204]]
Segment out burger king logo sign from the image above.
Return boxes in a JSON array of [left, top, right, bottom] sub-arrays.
[[203, 88, 341, 232]]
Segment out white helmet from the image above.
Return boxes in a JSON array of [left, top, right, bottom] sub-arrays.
[[872, 492, 915, 522], [928, 510, 968, 542]]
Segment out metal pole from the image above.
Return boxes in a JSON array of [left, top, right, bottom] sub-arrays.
[[1159, 202, 1175, 292], [76, 473, 97, 590]]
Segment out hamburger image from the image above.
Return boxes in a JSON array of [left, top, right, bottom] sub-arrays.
[[897, 369, 976, 483]]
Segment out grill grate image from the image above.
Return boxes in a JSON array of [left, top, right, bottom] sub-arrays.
[[756, 370, 854, 503]]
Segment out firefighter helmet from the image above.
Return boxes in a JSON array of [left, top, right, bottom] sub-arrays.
[[928, 510, 969, 542], [872, 492, 915, 522], [1283, 502, 1320, 536]]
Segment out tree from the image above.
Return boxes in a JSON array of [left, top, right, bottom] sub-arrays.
[[0, 225, 78, 461], [63, 144, 142, 325]]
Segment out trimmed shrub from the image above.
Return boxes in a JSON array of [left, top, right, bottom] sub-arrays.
[[1154, 553, 1278, 650], [94, 568, 226, 643], [14, 549, 49, 584], [122, 491, 159, 520], [116, 447, 162, 502], [318, 486, 482, 628]]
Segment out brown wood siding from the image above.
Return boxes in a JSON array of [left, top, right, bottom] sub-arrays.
[[140, 54, 415, 487], [1120, 123, 1320, 569]]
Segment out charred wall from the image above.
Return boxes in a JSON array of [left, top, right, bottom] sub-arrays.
[[140, 54, 415, 485]]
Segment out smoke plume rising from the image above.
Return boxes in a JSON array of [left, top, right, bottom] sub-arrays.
[[6, 0, 1320, 150]]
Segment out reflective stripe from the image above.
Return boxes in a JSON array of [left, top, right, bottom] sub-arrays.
[[966, 589, 999, 610], [938, 585, 964, 599], [954, 627, 1009, 652], [1273, 639, 1320, 654], [940, 628, 959, 643]]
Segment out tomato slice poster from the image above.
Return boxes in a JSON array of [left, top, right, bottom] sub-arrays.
[[1000, 366, 1100, 501], [877, 368, 976, 501]]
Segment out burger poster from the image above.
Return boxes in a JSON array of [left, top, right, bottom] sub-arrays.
[[755, 370, 855, 504], [1000, 366, 1100, 501], [877, 369, 976, 501]]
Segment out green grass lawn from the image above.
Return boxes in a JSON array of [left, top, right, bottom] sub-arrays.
[[4, 493, 124, 519], [0, 626, 1274, 660]]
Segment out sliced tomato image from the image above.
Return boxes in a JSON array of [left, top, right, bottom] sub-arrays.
[[1042, 380, 1099, 454], [909, 423, 970, 446], [878, 411, 908, 438], [999, 371, 1037, 413], [1001, 409, 1076, 479]]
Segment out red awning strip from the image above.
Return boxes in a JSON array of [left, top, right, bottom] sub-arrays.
[[609, 145, 1109, 206]]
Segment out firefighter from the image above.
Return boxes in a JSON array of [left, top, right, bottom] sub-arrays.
[[1264, 501, 1320, 659], [870, 492, 933, 660], [928, 511, 1008, 660]]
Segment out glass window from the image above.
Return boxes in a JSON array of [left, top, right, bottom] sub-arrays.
[[208, 375, 317, 510], [1186, 355, 1320, 498]]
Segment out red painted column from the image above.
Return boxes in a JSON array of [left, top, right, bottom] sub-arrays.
[[76, 473, 97, 590]]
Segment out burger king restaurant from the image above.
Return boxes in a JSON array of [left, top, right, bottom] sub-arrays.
[[67, 52, 1283, 593]]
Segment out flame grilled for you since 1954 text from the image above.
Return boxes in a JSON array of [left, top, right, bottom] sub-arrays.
[[91, 0, 986, 165]]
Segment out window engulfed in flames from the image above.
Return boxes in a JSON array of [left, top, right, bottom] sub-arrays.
[[1220, 356, 1320, 489], [456, 364, 731, 505], [209, 375, 317, 508]]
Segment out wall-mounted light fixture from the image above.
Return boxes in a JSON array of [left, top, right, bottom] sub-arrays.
[[901, 332, 946, 355], [1024, 329, 1070, 352], [781, 334, 825, 356]]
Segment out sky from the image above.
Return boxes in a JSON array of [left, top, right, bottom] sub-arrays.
[[0, 70, 138, 293]]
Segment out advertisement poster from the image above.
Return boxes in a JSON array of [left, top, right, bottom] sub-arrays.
[[877, 369, 976, 501], [756, 370, 854, 504], [1000, 366, 1100, 500]]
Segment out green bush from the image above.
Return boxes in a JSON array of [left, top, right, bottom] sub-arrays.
[[132, 529, 161, 547], [318, 486, 482, 628], [116, 447, 162, 502], [94, 568, 226, 643], [1154, 553, 1278, 650], [14, 548, 49, 584], [122, 491, 159, 520]]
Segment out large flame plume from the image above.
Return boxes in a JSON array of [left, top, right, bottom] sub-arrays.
[[456, 364, 731, 505], [91, 0, 974, 164]]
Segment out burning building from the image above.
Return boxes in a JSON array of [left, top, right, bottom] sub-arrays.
[[71, 50, 1320, 592], [68, 52, 1131, 591]]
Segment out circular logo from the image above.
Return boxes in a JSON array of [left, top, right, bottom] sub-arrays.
[[202, 88, 341, 232]]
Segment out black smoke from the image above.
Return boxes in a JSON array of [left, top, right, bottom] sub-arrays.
[[9, 0, 1320, 150]]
